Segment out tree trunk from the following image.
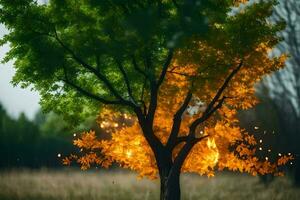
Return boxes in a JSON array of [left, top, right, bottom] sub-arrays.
[[160, 170, 181, 200]]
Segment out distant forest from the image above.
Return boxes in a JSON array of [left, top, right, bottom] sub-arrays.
[[0, 104, 98, 168]]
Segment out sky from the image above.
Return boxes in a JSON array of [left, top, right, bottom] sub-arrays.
[[0, 0, 49, 119], [0, 25, 40, 120]]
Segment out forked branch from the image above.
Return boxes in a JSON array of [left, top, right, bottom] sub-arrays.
[[169, 60, 243, 172], [189, 60, 243, 136], [171, 135, 209, 173], [166, 91, 193, 149]]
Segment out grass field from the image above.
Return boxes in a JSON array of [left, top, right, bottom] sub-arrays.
[[0, 169, 300, 200]]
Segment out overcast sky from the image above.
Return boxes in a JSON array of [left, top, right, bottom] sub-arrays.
[[0, 25, 40, 120], [0, 0, 49, 119]]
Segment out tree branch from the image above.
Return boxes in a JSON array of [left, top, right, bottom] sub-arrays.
[[146, 49, 174, 126], [171, 135, 209, 173], [205, 61, 243, 114], [133, 106, 164, 154], [166, 70, 196, 78], [146, 82, 158, 126], [61, 66, 122, 105], [131, 55, 149, 78], [53, 30, 132, 106], [166, 91, 193, 149], [115, 59, 136, 103], [187, 95, 228, 129], [168, 136, 188, 150], [189, 60, 243, 136], [157, 49, 174, 88], [62, 79, 122, 105]]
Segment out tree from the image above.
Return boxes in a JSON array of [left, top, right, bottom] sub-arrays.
[[256, 0, 300, 185], [0, 0, 293, 199], [0, 104, 76, 168]]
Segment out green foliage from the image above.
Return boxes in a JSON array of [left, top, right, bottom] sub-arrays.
[[0, 0, 282, 123]]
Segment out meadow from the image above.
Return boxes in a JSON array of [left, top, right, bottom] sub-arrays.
[[0, 170, 300, 200], [0, 169, 300, 200]]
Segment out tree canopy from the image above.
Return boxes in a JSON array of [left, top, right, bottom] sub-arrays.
[[0, 0, 284, 121], [0, 0, 294, 199]]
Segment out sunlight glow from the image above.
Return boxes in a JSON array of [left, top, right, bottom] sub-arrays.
[[206, 138, 219, 165], [126, 150, 132, 158]]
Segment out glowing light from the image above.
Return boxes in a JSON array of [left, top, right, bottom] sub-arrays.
[[207, 138, 217, 149], [113, 147, 123, 154], [114, 123, 119, 128], [126, 150, 132, 158], [259, 147, 262, 151], [265, 157, 269, 161], [259, 139, 263, 143], [100, 123, 104, 128], [254, 126, 259, 130], [73, 133, 77, 137], [288, 153, 291, 156], [200, 131, 204, 134], [206, 138, 219, 165], [290, 162, 293, 165], [57, 153, 61, 158], [278, 153, 282, 156], [134, 139, 140, 146], [268, 149, 271, 152]]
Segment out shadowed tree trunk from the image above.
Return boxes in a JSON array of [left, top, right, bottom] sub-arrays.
[[158, 151, 181, 200], [160, 170, 181, 200]]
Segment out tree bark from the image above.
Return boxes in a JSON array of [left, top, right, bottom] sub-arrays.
[[160, 169, 181, 200]]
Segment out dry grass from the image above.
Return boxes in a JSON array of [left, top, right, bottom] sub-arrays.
[[0, 169, 299, 200]]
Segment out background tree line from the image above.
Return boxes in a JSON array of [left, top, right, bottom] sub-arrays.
[[0, 103, 99, 168], [239, 0, 300, 186]]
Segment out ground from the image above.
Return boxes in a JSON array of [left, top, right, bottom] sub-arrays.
[[0, 169, 299, 200]]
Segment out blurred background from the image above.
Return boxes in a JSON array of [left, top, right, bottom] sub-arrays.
[[0, 0, 300, 199]]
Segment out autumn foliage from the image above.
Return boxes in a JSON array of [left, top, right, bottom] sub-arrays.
[[64, 42, 292, 178]]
